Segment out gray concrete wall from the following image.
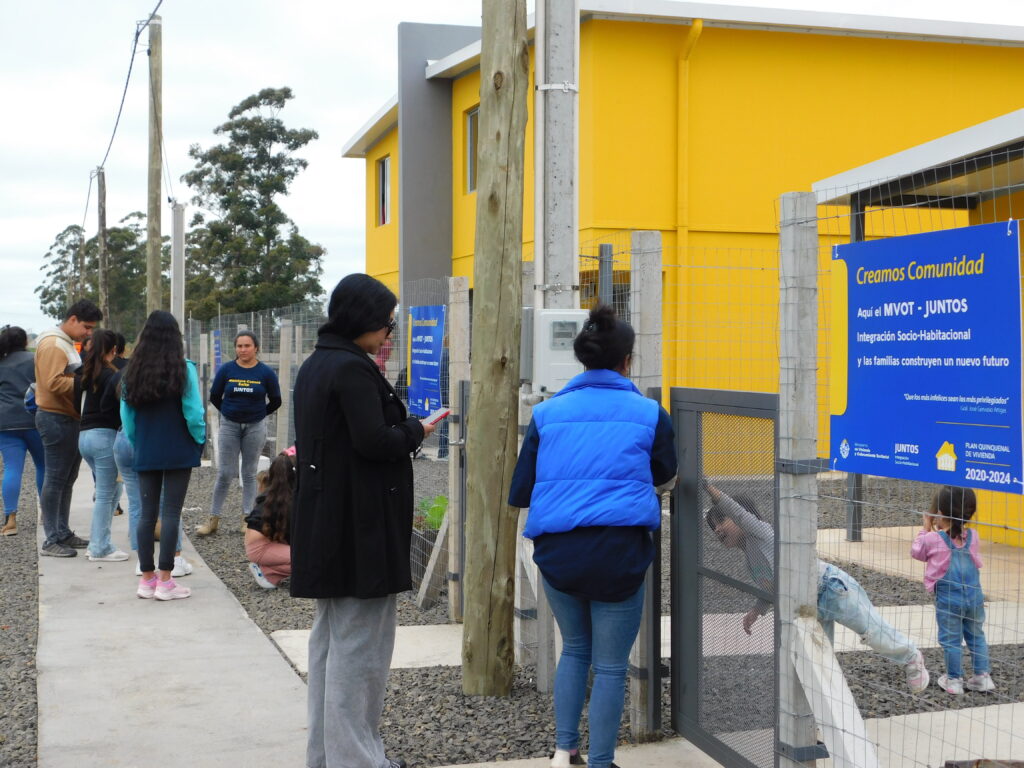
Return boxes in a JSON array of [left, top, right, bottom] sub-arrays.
[[397, 23, 481, 306]]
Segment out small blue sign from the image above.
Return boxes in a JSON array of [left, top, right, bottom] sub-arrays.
[[831, 221, 1023, 493], [212, 329, 223, 373], [407, 305, 446, 417]]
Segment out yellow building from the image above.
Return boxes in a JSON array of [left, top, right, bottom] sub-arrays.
[[344, 1, 1024, 348], [343, 3, 1024, 545]]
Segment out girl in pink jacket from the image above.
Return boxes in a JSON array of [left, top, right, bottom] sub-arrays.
[[910, 486, 994, 695]]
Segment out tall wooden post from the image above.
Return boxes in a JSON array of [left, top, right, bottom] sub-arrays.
[[461, 0, 529, 697], [97, 167, 109, 321], [146, 15, 162, 313]]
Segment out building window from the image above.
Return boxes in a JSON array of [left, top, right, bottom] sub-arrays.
[[466, 107, 479, 193], [377, 155, 391, 226]]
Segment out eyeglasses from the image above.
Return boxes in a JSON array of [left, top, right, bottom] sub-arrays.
[[385, 319, 397, 337]]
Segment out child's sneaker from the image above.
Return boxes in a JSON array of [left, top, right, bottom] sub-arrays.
[[248, 562, 277, 590], [937, 674, 964, 695], [903, 649, 930, 693], [154, 578, 191, 601], [965, 672, 995, 692], [137, 576, 157, 599]]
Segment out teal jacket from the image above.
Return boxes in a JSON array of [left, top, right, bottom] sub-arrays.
[[121, 360, 206, 470]]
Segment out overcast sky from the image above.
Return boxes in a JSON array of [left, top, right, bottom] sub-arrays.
[[2, 0, 1023, 334]]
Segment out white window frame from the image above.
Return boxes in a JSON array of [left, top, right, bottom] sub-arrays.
[[466, 107, 479, 193], [377, 155, 391, 226]]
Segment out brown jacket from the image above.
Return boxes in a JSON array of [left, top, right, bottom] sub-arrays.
[[34, 329, 81, 419]]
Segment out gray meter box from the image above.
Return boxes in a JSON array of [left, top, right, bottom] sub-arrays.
[[531, 308, 588, 395]]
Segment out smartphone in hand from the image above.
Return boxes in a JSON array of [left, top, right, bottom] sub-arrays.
[[425, 407, 451, 425]]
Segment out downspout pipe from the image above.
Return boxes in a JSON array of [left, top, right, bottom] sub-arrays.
[[674, 18, 703, 391]]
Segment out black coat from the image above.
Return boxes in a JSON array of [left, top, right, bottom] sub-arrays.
[[289, 333, 425, 599]]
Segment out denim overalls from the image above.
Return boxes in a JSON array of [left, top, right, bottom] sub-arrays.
[[934, 530, 990, 678]]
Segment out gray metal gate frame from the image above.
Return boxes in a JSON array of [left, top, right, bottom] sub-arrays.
[[669, 387, 780, 768]]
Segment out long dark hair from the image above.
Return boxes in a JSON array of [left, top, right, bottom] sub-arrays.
[[706, 493, 761, 531], [0, 326, 27, 361], [80, 329, 117, 392], [258, 453, 295, 543], [931, 486, 977, 542], [123, 311, 186, 406], [573, 304, 635, 371]]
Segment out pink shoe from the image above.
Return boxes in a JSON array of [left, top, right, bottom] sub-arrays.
[[137, 576, 157, 599], [154, 577, 191, 601]]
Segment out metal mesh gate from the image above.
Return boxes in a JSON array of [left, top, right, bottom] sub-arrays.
[[671, 388, 779, 768]]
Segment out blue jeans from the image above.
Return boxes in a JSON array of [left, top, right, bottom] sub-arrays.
[[0, 428, 44, 514], [817, 564, 916, 665], [79, 428, 119, 557], [210, 416, 267, 518], [935, 590, 989, 678], [543, 577, 645, 768], [35, 410, 82, 547], [934, 536, 989, 678], [113, 430, 181, 553]]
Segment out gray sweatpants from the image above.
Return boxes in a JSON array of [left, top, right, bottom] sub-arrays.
[[210, 416, 267, 518], [306, 595, 398, 768]]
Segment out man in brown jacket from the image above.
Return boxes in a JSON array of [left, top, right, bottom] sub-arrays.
[[36, 299, 101, 557]]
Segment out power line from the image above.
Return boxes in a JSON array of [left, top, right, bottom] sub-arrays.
[[79, 171, 96, 233], [98, 0, 163, 170]]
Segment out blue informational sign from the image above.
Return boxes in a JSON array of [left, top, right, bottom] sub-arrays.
[[831, 221, 1023, 494], [212, 329, 223, 373], [407, 305, 446, 417]]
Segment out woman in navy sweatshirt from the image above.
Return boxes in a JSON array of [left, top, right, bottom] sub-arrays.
[[509, 305, 676, 768], [197, 331, 281, 536]]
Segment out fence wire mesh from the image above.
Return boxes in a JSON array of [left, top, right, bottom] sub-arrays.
[[185, 284, 454, 598], [768, 153, 1024, 767]]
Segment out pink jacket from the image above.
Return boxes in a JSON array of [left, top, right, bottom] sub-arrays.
[[910, 529, 983, 592]]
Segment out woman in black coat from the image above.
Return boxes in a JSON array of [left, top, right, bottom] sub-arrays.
[[292, 273, 434, 768]]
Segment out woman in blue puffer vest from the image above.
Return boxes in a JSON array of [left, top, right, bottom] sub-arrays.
[[509, 305, 677, 768]]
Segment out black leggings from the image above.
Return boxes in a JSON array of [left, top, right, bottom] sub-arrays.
[[137, 468, 191, 573]]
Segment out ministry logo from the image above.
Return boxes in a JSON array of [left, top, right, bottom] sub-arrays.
[[839, 439, 850, 459]]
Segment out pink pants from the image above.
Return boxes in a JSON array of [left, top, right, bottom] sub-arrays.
[[244, 531, 292, 586]]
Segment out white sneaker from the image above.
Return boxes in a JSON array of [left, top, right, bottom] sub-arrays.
[[938, 674, 964, 695], [88, 549, 130, 562], [135, 560, 143, 576], [171, 555, 193, 577], [248, 562, 277, 589], [904, 649, 929, 693], [966, 672, 995, 692], [154, 578, 191, 601]]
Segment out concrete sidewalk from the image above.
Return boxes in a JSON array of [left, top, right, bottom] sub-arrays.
[[36, 471, 307, 767]]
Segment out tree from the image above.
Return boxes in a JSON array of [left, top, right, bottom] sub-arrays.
[[36, 225, 83, 320], [183, 87, 325, 320], [36, 213, 167, 340]]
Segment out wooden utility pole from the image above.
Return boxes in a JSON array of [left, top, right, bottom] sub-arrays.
[[97, 167, 109, 322], [461, 0, 529, 697], [146, 15, 162, 314]]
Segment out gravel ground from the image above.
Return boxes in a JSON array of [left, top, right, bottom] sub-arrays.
[[816, 474, 931, 529], [0, 458, 39, 768], [3, 452, 1016, 768]]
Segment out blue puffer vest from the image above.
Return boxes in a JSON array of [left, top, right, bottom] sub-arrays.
[[523, 368, 660, 538]]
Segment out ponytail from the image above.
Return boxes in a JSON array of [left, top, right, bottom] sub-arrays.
[[931, 486, 977, 542]]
